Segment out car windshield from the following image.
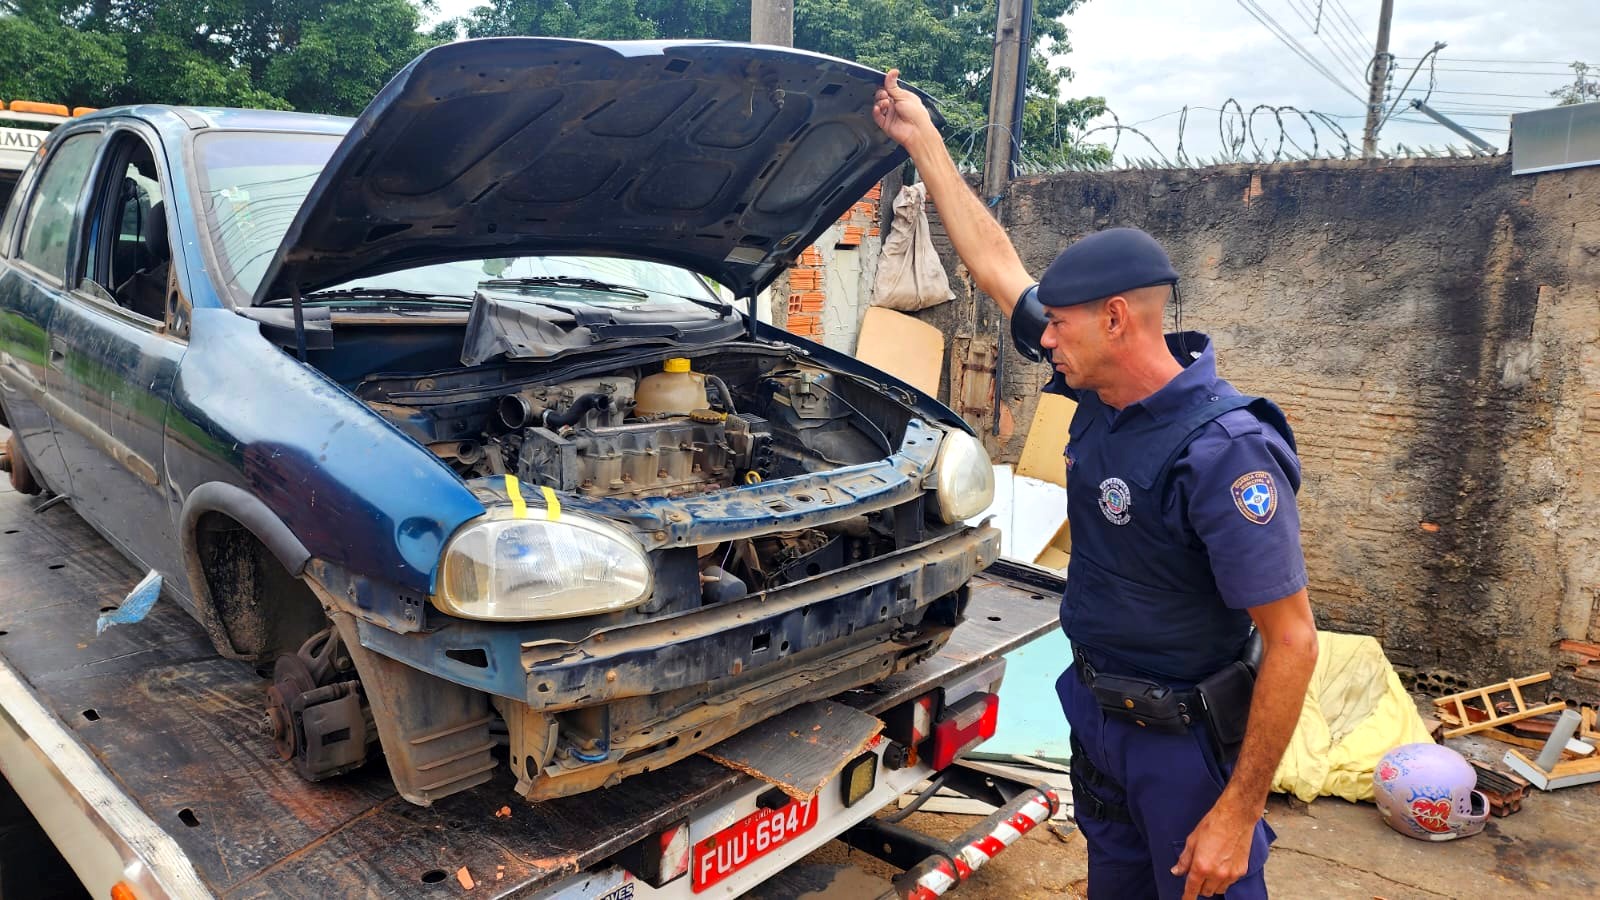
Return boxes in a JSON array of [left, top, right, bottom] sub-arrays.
[[192, 130, 723, 308]]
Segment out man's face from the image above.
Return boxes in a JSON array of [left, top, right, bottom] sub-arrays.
[[1038, 300, 1106, 389]]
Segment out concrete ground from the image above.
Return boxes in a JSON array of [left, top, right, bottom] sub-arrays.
[[799, 731, 1600, 898]]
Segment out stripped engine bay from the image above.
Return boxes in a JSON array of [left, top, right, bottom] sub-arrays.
[[337, 346, 994, 799]]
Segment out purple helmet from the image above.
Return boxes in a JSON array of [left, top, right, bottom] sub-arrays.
[[1372, 743, 1489, 842]]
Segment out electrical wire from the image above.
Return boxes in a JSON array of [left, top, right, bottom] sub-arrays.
[[1424, 67, 1589, 76], [776, 373, 896, 456], [1283, 0, 1367, 85], [1234, 0, 1367, 102], [1325, 0, 1370, 45], [1426, 89, 1566, 100], [1392, 56, 1595, 67], [1377, 43, 1445, 131]]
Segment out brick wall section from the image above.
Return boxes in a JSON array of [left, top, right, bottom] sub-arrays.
[[918, 156, 1600, 690], [783, 184, 882, 341]]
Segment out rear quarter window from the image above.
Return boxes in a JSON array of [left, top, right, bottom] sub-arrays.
[[17, 132, 101, 282]]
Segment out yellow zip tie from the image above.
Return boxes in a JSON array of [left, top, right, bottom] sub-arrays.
[[505, 474, 528, 519], [540, 486, 561, 521]]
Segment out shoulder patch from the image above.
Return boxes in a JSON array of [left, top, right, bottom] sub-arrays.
[[1231, 471, 1278, 524]]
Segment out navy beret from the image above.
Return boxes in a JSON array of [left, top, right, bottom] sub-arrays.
[[1037, 227, 1179, 307]]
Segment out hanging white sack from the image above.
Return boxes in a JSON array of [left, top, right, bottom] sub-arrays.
[[871, 182, 954, 311]]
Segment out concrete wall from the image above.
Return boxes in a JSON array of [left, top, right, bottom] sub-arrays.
[[918, 155, 1600, 690]]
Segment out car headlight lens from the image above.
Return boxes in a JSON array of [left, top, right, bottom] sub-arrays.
[[933, 428, 996, 524], [435, 512, 652, 620]]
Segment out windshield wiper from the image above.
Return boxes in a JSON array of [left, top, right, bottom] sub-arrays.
[[479, 276, 650, 299], [266, 287, 474, 306]]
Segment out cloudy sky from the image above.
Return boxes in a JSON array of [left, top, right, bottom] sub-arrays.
[[1058, 0, 1599, 161], [428, 1, 1598, 161]]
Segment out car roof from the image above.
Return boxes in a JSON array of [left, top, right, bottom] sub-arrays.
[[74, 105, 354, 137]]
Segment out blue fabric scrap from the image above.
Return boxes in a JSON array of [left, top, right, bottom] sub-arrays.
[[96, 570, 162, 635]]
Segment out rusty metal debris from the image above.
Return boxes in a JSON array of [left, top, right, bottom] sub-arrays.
[[1470, 762, 1529, 817]]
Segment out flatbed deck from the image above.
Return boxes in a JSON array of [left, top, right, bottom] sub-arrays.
[[0, 483, 1061, 897]]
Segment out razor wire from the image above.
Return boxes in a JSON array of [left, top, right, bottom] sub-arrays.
[[943, 97, 1493, 174]]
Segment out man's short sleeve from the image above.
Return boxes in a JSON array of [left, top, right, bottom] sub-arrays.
[[1175, 414, 1307, 609]]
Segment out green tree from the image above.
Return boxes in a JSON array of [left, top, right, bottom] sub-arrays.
[[1551, 62, 1600, 107], [455, 0, 1108, 167], [0, 0, 441, 114], [265, 0, 441, 114], [0, 10, 127, 107]]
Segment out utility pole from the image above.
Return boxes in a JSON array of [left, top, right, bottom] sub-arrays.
[[1361, 0, 1395, 157], [1410, 99, 1495, 152], [982, 0, 1026, 200], [750, 0, 793, 47]]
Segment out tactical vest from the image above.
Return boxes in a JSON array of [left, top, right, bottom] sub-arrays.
[[1061, 387, 1296, 684]]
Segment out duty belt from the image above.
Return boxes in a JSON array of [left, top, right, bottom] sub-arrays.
[[1075, 651, 1200, 734]]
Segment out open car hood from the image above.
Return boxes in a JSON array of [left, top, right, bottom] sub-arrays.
[[252, 38, 940, 305]]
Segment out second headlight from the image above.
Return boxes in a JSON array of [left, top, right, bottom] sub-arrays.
[[435, 512, 652, 621], [932, 428, 997, 524]]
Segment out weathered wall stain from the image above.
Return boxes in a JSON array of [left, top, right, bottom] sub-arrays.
[[916, 156, 1600, 689]]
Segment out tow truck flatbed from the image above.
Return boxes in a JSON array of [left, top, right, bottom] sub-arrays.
[[0, 484, 1062, 898]]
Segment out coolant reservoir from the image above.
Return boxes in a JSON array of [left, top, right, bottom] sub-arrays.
[[634, 358, 709, 416]]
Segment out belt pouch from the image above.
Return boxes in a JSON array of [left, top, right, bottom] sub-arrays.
[[1195, 660, 1254, 761]]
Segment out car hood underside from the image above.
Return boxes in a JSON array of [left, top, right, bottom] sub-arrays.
[[251, 37, 941, 306]]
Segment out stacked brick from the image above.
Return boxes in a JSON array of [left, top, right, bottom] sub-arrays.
[[785, 246, 826, 338], [784, 183, 883, 339]]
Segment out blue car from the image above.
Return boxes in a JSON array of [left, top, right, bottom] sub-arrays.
[[0, 38, 997, 805]]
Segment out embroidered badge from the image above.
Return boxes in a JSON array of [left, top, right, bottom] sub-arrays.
[[1098, 477, 1131, 525], [1231, 471, 1278, 525]]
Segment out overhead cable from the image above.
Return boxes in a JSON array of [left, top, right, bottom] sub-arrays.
[[1283, 0, 1368, 84], [1234, 0, 1366, 102]]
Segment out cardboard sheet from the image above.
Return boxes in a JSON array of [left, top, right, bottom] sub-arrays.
[[701, 701, 883, 801], [853, 307, 944, 396], [1015, 392, 1078, 487]]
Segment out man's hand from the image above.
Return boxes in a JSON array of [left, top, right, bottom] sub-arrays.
[[873, 69, 938, 156], [1172, 589, 1317, 899], [869, 68, 1033, 314], [1171, 798, 1258, 899]]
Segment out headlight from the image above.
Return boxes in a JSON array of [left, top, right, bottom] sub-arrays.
[[435, 511, 652, 620], [932, 428, 996, 524]]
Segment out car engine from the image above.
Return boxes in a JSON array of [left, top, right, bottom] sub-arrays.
[[503, 376, 773, 499], [361, 351, 896, 504]]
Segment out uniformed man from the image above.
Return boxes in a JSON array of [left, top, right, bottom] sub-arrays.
[[871, 72, 1320, 899]]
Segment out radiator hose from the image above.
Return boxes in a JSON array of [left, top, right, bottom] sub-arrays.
[[542, 393, 611, 430]]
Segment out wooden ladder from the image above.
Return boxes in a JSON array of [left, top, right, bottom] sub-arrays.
[[1433, 673, 1566, 739]]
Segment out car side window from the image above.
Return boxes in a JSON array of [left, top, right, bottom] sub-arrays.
[[17, 132, 101, 282], [97, 140, 172, 322]]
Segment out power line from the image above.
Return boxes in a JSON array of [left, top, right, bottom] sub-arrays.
[[1393, 56, 1595, 66], [1426, 109, 1523, 118], [1235, 0, 1367, 102], [1318, 0, 1376, 72], [1284, 0, 1368, 85], [1427, 89, 1565, 100], [1325, 0, 1370, 47], [1425, 67, 1587, 76]]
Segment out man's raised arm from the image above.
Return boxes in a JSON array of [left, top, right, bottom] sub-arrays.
[[873, 70, 1034, 317]]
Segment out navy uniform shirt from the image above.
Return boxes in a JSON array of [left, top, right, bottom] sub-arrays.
[[1045, 331, 1307, 678]]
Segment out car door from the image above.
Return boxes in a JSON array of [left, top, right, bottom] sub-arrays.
[[45, 122, 187, 580], [0, 127, 103, 496]]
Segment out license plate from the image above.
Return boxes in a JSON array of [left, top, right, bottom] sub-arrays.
[[692, 795, 820, 891]]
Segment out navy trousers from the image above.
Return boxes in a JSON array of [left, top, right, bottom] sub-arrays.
[[1057, 663, 1273, 899]]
